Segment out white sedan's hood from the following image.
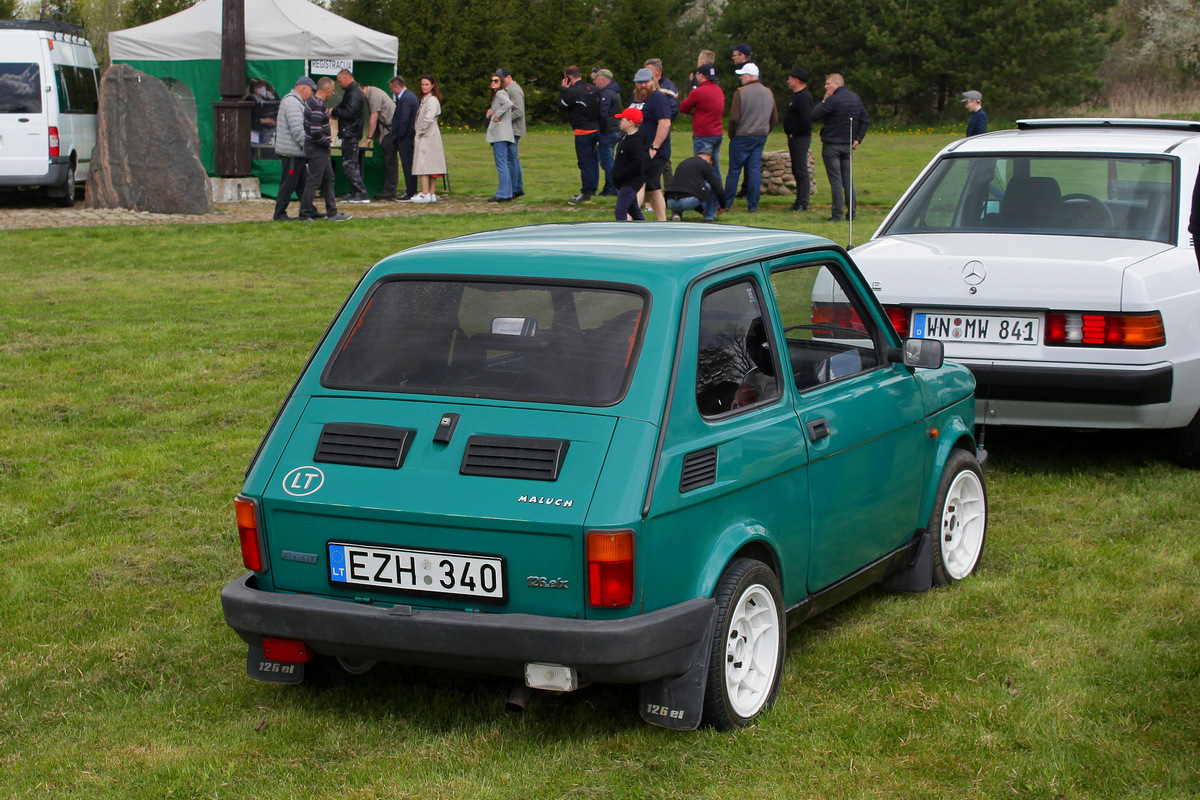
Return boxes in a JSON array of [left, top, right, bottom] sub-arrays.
[[852, 234, 1174, 311]]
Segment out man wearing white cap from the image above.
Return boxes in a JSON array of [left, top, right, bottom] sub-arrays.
[[962, 90, 987, 137], [724, 62, 778, 213]]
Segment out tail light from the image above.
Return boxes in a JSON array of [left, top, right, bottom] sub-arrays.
[[810, 301, 867, 335], [1044, 311, 1165, 348], [587, 530, 634, 607], [48, 127, 60, 157], [262, 637, 314, 663], [235, 495, 265, 572], [884, 305, 911, 336]]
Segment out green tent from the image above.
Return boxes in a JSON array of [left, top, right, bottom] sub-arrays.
[[108, 0, 398, 196]]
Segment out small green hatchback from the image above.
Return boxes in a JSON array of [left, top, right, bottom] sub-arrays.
[[222, 223, 987, 730]]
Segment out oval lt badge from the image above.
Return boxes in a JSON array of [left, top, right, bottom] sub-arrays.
[[282, 466, 325, 497]]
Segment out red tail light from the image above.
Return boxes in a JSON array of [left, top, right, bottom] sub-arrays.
[[884, 305, 911, 336], [1044, 311, 1165, 348], [48, 127, 60, 157], [235, 496, 265, 572], [810, 301, 867, 335], [587, 530, 634, 607], [262, 637, 314, 663]]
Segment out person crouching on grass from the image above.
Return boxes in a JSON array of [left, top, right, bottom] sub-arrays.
[[612, 107, 648, 221]]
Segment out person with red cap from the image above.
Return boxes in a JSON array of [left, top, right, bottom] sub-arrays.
[[612, 106, 648, 221]]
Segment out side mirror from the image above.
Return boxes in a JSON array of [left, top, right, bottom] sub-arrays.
[[491, 316, 539, 337], [898, 337, 944, 369]]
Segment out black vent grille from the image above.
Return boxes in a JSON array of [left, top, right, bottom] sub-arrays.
[[680, 447, 718, 493], [460, 435, 569, 481], [314, 423, 415, 469]]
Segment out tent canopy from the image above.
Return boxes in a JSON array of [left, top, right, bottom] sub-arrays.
[[109, 0, 398, 63]]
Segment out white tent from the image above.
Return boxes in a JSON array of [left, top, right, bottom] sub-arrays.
[[109, 0, 398, 64]]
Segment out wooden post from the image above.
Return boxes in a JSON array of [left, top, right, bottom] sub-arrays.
[[213, 0, 252, 177]]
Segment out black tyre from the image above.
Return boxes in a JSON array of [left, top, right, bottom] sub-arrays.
[[1173, 410, 1200, 469], [929, 449, 988, 586], [53, 163, 76, 208], [702, 558, 785, 730]]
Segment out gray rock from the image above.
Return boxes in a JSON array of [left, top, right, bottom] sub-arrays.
[[86, 64, 213, 215]]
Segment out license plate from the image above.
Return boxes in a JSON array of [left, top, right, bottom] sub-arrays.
[[912, 312, 1040, 345], [328, 542, 506, 602]]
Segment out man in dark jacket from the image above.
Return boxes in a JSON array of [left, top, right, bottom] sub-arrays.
[[332, 69, 368, 203], [811, 73, 870, 221], [558, 66, 602, 204], [300, 77, 351, 222], [389, 75, 419, 201], [783, 67, 814, 212], [612, 107, 647, 221], [593, 68, 623, 196], [666, 147, 727, 222]]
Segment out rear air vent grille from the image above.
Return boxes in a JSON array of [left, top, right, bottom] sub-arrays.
[[460, 435, 569, 481], [314, 423, 415, 469], [680, 447, 718, 493]]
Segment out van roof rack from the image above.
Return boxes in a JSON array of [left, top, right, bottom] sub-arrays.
[[1016, 118, 1200, 133], [0, 17, 87, 36]]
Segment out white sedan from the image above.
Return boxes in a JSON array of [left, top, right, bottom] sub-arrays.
[[844, 118, 1200, 466]]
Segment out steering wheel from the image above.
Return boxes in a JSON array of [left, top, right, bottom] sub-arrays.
[[1061, 192, 1114, 229]]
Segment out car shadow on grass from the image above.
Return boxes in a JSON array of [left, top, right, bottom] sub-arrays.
[[978, 425, 1178, 475]]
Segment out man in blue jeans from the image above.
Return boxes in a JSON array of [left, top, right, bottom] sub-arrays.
[[811, 73, 870, 221], [666, 147, 727, 222], [723, 63, 777, 213]]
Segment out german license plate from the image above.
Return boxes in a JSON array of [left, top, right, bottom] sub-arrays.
[[328, 542, 506, 602], [912, 311, 1040, 344]]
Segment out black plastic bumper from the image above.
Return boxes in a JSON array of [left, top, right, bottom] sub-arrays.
[[221, 573, 716, 684], [968, 362, 1172, 406]]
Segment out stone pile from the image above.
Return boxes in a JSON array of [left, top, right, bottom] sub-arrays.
[[759, 149, 818, 197]]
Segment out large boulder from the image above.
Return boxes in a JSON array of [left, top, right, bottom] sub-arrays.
[[86, 64, 212, 215]]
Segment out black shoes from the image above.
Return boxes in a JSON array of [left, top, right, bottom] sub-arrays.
[[486, 196, 513, 203], [568, 192, 592, 205]]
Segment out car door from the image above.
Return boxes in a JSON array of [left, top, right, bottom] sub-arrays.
[[764, 255, 928, 592], [643, 268, 812, 610]]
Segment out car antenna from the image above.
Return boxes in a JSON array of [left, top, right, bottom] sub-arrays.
[[847, 117, 854, 249]]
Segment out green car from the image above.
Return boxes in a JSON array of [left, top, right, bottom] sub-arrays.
[[221, 223, 987, 730]]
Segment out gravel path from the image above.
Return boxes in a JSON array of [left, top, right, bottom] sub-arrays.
[[0, 194, 532, 230]]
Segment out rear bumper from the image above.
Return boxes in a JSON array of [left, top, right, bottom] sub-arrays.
[[966, 361, 1172, 407], [221, 573, 716, 684], [0, 158, 69, 188]]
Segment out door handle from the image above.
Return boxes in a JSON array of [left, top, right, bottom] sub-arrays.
[[806, 418, 830, 442]]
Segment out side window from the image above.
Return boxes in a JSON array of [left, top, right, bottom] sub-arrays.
[[770, 263, 882, 393], [55, 65, 71, 113], [695, 279, 780, 417]]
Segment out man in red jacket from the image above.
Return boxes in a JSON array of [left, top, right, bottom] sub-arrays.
[[679, 64, 726, 182]]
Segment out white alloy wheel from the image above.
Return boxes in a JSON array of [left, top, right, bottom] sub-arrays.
[[703, 558, 785, 729], [932, 451, 988, 584], [723, 583, 781, 718]]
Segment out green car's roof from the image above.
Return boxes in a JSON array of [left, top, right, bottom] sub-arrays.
[[370, 223, 838, 289]]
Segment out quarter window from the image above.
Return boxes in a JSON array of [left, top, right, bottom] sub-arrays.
[[695, 280, 780, 417], [0, 62, 42, 114]]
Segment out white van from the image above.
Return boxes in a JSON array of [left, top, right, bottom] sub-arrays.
[[0, 19, 99, 206]]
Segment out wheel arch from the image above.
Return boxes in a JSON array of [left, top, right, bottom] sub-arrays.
[[692, 524, 783, 600], [919, 417, 978, 524]]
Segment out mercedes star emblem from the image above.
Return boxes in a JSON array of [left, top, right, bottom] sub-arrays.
[[962, 260, 987, 286]]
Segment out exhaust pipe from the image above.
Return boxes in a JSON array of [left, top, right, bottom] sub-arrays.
[[505, 682, 535, 713]]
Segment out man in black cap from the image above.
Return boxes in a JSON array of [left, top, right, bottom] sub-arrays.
[[783, 67, 814, 212]]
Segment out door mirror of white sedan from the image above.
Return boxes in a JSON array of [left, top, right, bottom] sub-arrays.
[[899, 337, 944, 369]]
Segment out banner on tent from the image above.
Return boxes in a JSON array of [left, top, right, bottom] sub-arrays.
[[310, 59, 353, 75]]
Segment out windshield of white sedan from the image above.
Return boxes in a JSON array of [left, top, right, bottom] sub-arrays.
[[885, 155, 1175, 243], [323, 279, 646, 405]]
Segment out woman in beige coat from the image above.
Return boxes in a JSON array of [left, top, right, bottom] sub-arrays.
[[411, 74, 447, 203]]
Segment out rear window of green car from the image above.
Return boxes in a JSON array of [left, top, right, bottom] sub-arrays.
[[323, 278, 648, 406]]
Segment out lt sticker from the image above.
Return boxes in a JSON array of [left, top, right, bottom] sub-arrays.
[[282, 466, 325, 497]]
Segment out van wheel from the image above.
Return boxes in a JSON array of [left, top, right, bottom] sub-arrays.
[[702, 558, 785, 730], [930, 449, 988, 586], [54, 163, 76, 208]]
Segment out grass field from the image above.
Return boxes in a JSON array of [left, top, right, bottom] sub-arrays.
[[1, 130, 1198, 799]]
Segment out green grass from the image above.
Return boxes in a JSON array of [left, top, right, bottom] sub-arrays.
[[1, 131, 1198, 799]]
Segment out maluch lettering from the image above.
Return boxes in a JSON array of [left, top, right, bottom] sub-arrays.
[[518, 495, 574, 507]]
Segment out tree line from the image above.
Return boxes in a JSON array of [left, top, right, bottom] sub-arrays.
[[11, 0, 1200, 126]]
